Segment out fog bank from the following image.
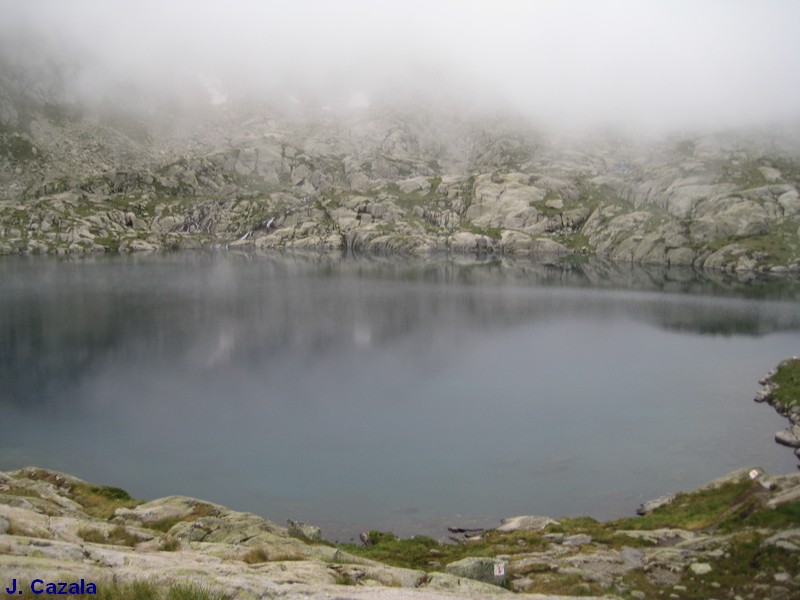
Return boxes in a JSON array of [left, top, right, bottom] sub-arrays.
[[2, 0, 800, 134]]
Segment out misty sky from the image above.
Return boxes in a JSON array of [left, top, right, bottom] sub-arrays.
[[2, 0, 800, 133]]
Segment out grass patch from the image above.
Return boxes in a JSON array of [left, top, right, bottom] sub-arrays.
[[242, 547, 268, 564], [15, 580, 229, 600], [19, 469, 141, 519], [340, 529, 549, 572], [1, 484, 42, 499], [330, 567, 358, 585], [554, 231, 591, 251], [147, 517, 184, 533], [0, 133, 40, 163], [550, 516, 646, 548], [6, 521, 48, 538], [94, 235, 121, 252], [78, 525, 138, 547], [461, 220, 502, 239], [734, 501, 800, 530], [162, 536, 180, 552], [71, 484, 140, 519], [768, 357, 800, 408], [145, 503, 220, 533], [340, 532, 445, 570], [242, 546, 303, 564], [519, 573, 602, 597], [665, 532, 800, 599], [613, 479, 756, 531]]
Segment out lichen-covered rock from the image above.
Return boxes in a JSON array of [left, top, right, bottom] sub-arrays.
[[496, 515, 559, 532], [637, 493, 676, 515], [288, 519, 323, 542], [776, 425, 800, 448], [444, 556, 507, 586]]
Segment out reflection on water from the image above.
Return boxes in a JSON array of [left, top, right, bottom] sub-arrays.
[[1, 253, 799, 541]]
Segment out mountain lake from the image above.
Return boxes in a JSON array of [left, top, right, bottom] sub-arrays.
[[1, 252, 798, 542]]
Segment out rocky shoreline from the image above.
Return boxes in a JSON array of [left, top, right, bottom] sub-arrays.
[[755, 356, 800, 466], [2, 461, 799, 598]]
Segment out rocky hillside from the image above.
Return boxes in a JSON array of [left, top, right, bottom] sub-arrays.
[[2, 65, 800, 271], [1, 465, 799, 599]]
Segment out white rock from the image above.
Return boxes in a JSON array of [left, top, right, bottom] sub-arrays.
[[690, 562, 712, 575], [496, 515, 559, 532]]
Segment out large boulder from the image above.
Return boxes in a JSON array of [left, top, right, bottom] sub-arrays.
[[496, 515, 559, 532], [445, 556, 507, 587], [287, 519, 323, 542]]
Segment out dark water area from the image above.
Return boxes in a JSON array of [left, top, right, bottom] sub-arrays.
[[1, 252, 798, 542]]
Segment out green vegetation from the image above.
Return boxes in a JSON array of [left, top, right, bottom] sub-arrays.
[[701, 219, 800, 266], [0, 131, 40, 163], [242, 547, 268, 564], [768, 357, 800, 408], [338, 477, 799, 597], [384, 180, 444, 212], [72, 485, 140, 519], [713, 156, 769, 189], [242, 547, 303, 564], [78, 525, 138, 547], [341, 529, 548, 571], [145, 503, 220, 534], [614, 480, 757, 531], [16, 469, 141, 519], [162, 536, 181, 552], [461, 220, 502, 239], [554, 231, 591, 251], [94, 235, 122, 252], [674, 533, 797, 600]]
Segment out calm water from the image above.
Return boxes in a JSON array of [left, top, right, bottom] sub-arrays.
[[1, 253, 799, 542]]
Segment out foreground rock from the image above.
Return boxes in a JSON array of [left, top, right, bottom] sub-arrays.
[[0, 468, 516, 599], [3, 465, 799, 599]]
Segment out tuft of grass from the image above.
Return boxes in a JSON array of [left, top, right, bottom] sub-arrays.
[[147, 517, 184, 533], [78, 525, 138, 547], [144, 503, 220, 534], [20, 469, 141, 519], [242, 547, 268, 564], [165, 584, 229, 600], [242, 546, 303, 564], [70, 483, 140, 519], [15, 579, 228, 600], [6, 521, 46, 538], [162, 536, 181, 552]]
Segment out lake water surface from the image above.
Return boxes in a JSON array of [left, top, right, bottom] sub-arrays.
[[1, 253, 799, 541]]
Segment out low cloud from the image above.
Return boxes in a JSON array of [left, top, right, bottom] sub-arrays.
[[2, 0, 799, 134]]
